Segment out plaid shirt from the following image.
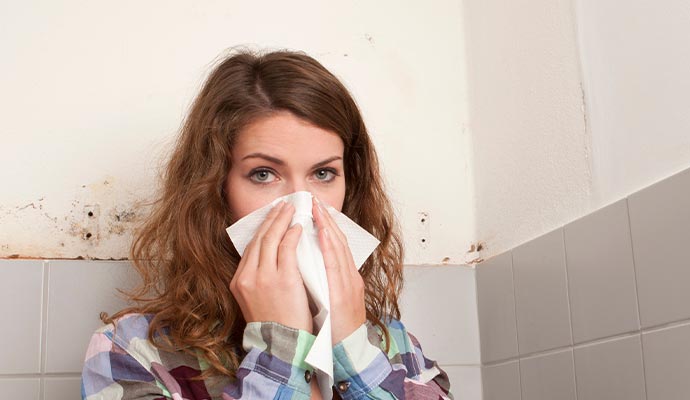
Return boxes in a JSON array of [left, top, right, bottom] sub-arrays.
[[81, 313, 453, 399]]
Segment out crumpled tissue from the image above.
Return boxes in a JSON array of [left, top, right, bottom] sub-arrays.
[[225, 191, 380, 399]]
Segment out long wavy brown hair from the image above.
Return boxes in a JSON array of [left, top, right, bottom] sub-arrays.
[[104, 47, 404, 379]]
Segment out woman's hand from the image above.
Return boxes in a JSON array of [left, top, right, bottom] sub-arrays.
[[230, 201, 313, 333], [312, 196, 367, 344]]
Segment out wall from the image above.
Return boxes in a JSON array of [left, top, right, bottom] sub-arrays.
[[0, 261, 479, 399], [0, 0, 473, 265], [477, 166, 690, 399], [463, 0, 591, 260], [576, 0, 690, 206], [0, 2, 482, 398], [0, 260, 132, 399], [464, 0, 690, 259]]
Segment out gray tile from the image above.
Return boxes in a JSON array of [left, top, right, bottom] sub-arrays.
[[44, 377, 82, 400], [482, 361, 521, 400], [0, 260, 43, 374], [401, 265, 480, 365], [642, 323, 690, 400], [627, 168, 690, 328], [441, 365, 482, 400], [520, 349, 576, 400], [45, 260, 135, 373], [574, 335, 646, 400], [513, 228, 572, 355], [476, 252, 518, 363], [564, 199, 640, 343], [0, 378, 40, 400]]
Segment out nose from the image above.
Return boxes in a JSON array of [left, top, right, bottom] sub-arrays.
[[285, 179, 309, 195]]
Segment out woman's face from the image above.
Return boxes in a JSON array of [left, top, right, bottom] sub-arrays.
[[225, 111, 346, 221]]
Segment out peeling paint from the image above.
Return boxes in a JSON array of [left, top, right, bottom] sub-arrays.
[[466, 257, 484, 265], [107, 206, 138, 235], [465, 241, 486, 265], [0, 175, 150, 260], [466, 241, 485, 253]]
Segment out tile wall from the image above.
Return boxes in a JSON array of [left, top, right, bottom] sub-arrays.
[[0, 259, 134, 400], [477, 167, 690, 399], [0, 260, 480, 399]]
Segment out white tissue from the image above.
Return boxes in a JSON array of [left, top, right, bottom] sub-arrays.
[[225, 191, 380, 400]]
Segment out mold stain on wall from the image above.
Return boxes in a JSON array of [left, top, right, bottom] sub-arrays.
[[0, 176, 150, 260]]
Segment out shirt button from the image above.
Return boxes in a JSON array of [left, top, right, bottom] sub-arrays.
[[304, 370, 312, 383], [336, 381, 351, 393]]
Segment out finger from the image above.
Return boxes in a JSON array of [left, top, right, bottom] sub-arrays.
[[313, 197, 348, 247], [230, 235, 260, 294], [237, 202, 283, 279], [314, 238, 351, 305], [313, 207, 346, 274], [235, 232, 261, 275], [312, 197, 354, 280], [258, 202, 295, 272], [277, 222, 302, 274], [318, 226, 344, 288], [254, 200, 287, 239]]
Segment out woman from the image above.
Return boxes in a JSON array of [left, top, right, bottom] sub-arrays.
[[81, 48, 453, 400]]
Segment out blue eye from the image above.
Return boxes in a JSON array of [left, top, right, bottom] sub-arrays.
[[249, 169, 276, 184], [314, 168, 337, 182]]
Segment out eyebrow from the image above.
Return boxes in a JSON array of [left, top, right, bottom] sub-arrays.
[[241, 153, 343, 169]]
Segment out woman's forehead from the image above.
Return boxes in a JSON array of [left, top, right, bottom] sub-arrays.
[[232, 113, 344, 159]]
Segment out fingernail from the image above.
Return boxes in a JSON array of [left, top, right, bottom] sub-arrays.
[[313, 199, 323, 215], [322, 227, 330, 238]]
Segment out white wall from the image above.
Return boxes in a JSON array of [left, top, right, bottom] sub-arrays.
[[463, 0, 592, 260], [575, 0, 690, 205], [0, 1, 472, 265], [464, 0, 690, 259]]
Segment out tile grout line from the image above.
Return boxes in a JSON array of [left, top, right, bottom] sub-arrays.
[[641, 318, 690, 334], [39, 259, 50, 400], [483, 330, 643, 367], [473, 266, 485, 400], [0, 373, 82, 379], [481, 316, 690, 367], [509, 251, 523, 400], [561, 227, 579, 399], [625, 198, 649, 400]]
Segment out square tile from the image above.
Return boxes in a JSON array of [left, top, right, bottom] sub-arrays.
[[574, 335, 646, 400], [520, 349, 576, 400], [627, 168, 690, 328], [401, 265, 480, 365], [512, 228, 572, 354], [442, 365, 482, 400], [45, 260, 135, 373], [481, 361, 521, 400], [642, 323, 690, 400], [476, 252, 519, 363], [0, 260, 43, 374], [564, 199, 640, 343], [0, 378, 40, 400], [44, 377, 82, 400]]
